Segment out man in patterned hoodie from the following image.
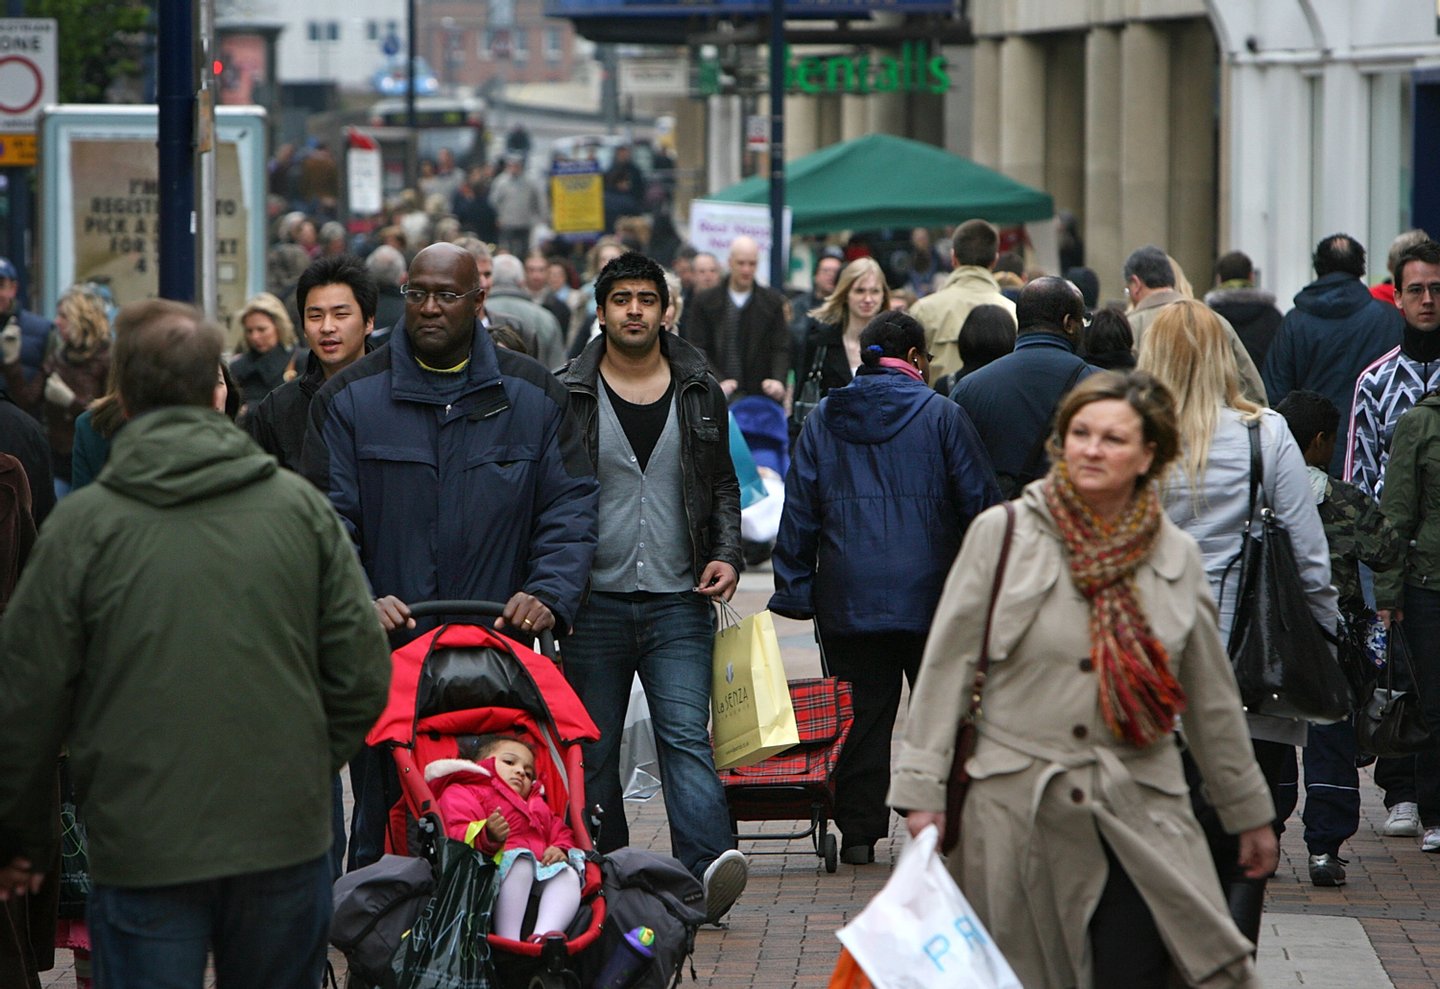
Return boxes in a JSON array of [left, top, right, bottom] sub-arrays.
[[1345, 238, 1440, 840], [1347, 240, 1440, 500]]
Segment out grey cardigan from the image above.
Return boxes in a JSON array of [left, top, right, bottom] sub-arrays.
[[1163, 405, 1339, 745]]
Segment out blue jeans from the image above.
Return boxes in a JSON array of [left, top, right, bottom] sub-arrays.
[[88, 855, 331, 989], [562, 591, 734, 877]]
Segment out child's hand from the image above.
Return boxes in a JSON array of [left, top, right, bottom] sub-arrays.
[[485, 809, 510, 844], [540, 845, 566, 866]]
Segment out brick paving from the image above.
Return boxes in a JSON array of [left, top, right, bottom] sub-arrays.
[[36, 567, 1440, 986]]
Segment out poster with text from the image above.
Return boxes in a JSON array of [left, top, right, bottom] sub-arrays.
[[70, 139, 250, 322], [688, 201, 791, 287]]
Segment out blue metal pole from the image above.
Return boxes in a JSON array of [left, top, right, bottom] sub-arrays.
[[767, 0, 785, 289], [157, 0, 196, 301]]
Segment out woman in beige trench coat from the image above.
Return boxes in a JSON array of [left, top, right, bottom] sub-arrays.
[[889, 370, 1278, 989]]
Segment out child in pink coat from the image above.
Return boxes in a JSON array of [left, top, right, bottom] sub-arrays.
[[426, 734, 583, 940]]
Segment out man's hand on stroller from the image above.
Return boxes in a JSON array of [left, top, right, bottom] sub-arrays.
[[485, 809, 510, 844], [498, 592, 554, 634], [540, 845, 566, 866], [374, 596, 416, 632]]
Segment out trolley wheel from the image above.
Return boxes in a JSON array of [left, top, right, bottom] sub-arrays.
[[823, 832, 839, 873]]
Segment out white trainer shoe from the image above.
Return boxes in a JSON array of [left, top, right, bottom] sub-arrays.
[[1383, 801, 1422, 837], [702, 849, 748, 924], [1422, 827, 1440, 853]]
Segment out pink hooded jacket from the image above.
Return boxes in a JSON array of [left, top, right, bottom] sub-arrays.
[[426, 756, 578, 857]]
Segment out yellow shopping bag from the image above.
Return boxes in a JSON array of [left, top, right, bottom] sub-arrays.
[[711, 602, 800, 771]]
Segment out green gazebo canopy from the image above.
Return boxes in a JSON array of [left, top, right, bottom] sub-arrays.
[[706, 133, 1054, 235]]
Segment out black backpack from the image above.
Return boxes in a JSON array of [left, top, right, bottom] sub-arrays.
[[331, 855, 435, 988], [575, 848, 706, 989]]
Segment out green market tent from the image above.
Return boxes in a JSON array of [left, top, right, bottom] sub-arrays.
[[705, 133, 1054, 235]]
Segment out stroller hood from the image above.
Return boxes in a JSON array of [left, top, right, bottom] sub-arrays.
[[369, 623, 599, 747]]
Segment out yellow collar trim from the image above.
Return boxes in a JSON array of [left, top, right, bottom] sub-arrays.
[[415, 355, 471, 374]]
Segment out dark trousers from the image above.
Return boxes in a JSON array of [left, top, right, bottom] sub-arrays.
[[819, 630, 926, 847], [1090, 839, 1172, 987], [88, 855, 331, 989], [1396, 588, 1440, 827], [1301, 720, 1361, 855], [347, 743, 400, 871]]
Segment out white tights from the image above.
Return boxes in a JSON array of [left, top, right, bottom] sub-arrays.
[[492, 857, 582, 940]]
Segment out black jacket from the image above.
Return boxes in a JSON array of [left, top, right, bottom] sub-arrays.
[[796, 322, 854, 402], [243, 342, 375, 472], [681, 282, 791, 398], [558, 332, 743, 582], [1204, 285, 1283, 371]]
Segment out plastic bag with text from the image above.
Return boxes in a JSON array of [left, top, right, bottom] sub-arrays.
[[836, 825, 1021, 989]]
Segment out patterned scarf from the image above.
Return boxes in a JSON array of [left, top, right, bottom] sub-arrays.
[[1043, 461, 1187, 747]]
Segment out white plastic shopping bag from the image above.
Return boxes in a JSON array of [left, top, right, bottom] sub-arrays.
[[836, 825, 1021, 989], [621, 674, 661, 801]]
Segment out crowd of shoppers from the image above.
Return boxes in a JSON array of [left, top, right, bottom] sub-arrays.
[[1, 173, 1437, 989]]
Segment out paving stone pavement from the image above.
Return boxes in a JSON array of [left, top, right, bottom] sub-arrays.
[[37, 566, 1440, 987]]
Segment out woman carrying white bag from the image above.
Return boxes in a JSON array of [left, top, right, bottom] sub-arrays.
[[889, 371, 1278, 989]]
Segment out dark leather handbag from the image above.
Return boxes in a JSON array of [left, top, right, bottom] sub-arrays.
[[1356, 623, 1433, 758], [940, 500, 1016, 855], [789, 344, 828, 432], [1224, 421, 1351, 722]]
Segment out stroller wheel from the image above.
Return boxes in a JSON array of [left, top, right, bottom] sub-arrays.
[[823, 832, 839, 873], [528, 971, 580, 989]]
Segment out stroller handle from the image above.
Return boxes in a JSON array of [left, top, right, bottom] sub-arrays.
[[405, 600, 556, 658]]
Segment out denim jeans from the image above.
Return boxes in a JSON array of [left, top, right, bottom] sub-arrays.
[[347, 742, 400, 870], [562, 590, 734, 878], [88, 855, 331, 989]]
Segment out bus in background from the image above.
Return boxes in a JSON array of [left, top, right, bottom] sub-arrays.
[[369, 95, 490, 170]]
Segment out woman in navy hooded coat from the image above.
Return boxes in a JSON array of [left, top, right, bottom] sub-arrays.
[[769, 310, 1001, 863]]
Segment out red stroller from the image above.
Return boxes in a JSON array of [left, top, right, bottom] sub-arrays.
[[367, 601, 606, 989]]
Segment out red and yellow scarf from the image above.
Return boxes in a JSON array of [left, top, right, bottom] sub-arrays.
[[1043, 462, 1187, 747]]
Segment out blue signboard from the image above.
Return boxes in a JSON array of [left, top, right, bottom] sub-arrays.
[[546, 0, 956, 17]]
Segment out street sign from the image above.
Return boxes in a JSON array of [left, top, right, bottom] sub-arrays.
[[746, 114, 768, 151], [550, 160, 603, 235], [0, 133, 36, 166], [619, 59, 688, 96], [0, 19, 57, 135]]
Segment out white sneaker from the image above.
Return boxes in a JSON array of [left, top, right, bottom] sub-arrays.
[[1423, 828, 1440, 853], [1383, 801, 1422, 837], [702, 849, 748, 924]]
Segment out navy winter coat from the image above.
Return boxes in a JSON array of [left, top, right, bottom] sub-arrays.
[[301, 321, 599, 634], [769, 366, 1001, 636], [1262, 272, 1403, 476]]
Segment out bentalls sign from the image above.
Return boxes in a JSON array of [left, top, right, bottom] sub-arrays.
[[785, 42, 949, 95]]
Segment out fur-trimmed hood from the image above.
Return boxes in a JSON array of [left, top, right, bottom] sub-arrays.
[[424, 755, 548, 803], [1203, 285, 1276, 310]]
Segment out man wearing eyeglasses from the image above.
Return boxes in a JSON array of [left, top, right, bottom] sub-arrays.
[[301, 242, 599, 869], [1346, 240, 1440, 504]]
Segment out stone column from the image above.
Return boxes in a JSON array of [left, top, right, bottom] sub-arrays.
[[1119, 21, 1171, 268], [970, 38, 1002, 168], [998, 34, 1046, 190], [1085, 26, 1123, 301]]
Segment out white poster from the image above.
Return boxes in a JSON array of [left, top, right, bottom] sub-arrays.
[[347, 146, 383, 216], [688, 200, 792, 288]]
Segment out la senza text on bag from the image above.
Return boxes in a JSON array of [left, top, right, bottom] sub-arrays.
[[715, 684, 750, 715]]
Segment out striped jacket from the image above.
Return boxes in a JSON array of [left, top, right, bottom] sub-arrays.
[[1345, 344, 1440, 499]]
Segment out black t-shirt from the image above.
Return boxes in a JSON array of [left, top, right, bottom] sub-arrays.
[[602, 374, 675, 473]]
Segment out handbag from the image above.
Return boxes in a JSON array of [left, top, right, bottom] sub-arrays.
[[1224, 421, 1351, 722], [711, 603, 801, 770], [789, 343, 828, 431], [1356, 622, 1433, 758], [940, 501, 1016, 855], [836, 824, 1022, 989]]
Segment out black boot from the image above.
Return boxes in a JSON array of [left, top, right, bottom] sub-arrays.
[[1226, 876, 1268, 953]]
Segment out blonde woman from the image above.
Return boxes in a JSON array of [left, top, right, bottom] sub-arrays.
[[7, 286, 113, 497], [1137, 298, 1337, 947], [794, 258, 890, 414], [229, 292, 297, 417]]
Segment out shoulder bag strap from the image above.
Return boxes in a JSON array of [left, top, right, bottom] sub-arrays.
[[968, 500, 1018, 721], [1245, 417, 1265, 516]]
